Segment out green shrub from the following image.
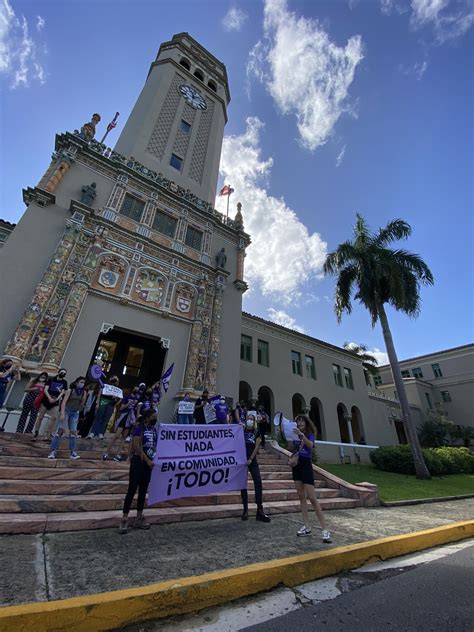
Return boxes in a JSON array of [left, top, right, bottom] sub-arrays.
[[370, 445, 474, 476]]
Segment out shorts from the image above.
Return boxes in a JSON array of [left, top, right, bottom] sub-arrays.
[[292, 457, 314, 485], [42, 399, 59, 411]]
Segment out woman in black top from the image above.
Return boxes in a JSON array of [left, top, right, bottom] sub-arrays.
[[240, 414, 271, 523]]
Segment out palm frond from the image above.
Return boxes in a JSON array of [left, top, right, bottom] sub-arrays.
[[374, 219, 412, 246]]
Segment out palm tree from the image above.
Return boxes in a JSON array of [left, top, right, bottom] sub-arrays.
[[343, 342, 379, 383], [324, 214, 434, 479]]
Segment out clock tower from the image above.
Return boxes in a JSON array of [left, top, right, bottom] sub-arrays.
[[114, 33, 230, 204]]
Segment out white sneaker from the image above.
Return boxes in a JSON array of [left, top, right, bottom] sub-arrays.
[[87, 433, 94, 439], [125, 436, 131, 443], [98, 433, 104, 440], [322, 530, 332, 543], [297, 525, 312, 537], [70, 452, 80, 460], [47, 451, 57, 460]]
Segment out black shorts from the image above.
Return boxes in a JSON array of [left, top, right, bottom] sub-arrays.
[[292, 457, 314, 485], [42, 399, 59, 411]]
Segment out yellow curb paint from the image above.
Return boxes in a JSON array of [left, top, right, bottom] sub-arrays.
[[1, 520, 472, 632]]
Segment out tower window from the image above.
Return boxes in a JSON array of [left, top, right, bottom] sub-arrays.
[[120, 193, 145, 223], [180, 120, 191, 134], [208, 80, 217, 92], [185, 225, 203, 251], [170, 153, 183, 171], [179, 58, 191, 70], [194, 69, 204, 81], [152, 210, 177, 238]]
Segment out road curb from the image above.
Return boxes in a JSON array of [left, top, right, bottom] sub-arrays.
[[381, 494, 474, 507], [1, 520, 473, 631]]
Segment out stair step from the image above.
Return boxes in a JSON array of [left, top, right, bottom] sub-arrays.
[[0, 497, 363, 535]]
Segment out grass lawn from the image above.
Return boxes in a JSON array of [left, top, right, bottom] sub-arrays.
[[319, 463, 474, 502]]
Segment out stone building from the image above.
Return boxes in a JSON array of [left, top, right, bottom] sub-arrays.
[[0, 33, 249, 420]]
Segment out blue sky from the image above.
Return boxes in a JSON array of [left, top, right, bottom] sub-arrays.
[[1, 0, 473, 364]]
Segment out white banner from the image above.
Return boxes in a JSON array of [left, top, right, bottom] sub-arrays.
[[102, 384, 123, 399], [178, 401, 195, 415], [204, 403, 217, 424]]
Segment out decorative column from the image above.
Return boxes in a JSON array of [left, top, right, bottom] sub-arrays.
[[205, 273, 227, 391], [3, 222, 81, 362], [182, 281, 207, 391], [44, 155, 75, 193]]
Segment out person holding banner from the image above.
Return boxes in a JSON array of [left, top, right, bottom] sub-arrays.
[[177, 393, 194, 424], [88, 376, 122, 439], [240, 414, 271, 523], [119, 411, 157, 534], [290, 415, 331, 542]]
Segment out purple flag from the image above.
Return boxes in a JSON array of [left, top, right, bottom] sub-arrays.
[[148, 424, 247, 505], [160, 363, 174, 392]]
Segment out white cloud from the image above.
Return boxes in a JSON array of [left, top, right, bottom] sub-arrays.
[[0, 0, 46, 88], [410, 0, 474, 42], [222, 6, 248, 32], [267, 308, 306, 334], [346, 342, 389, 366], [247, 0, 364, 151], [36, 15, 45, 31], [216, 117, 327, 301], [400, 58, 428, 79], [336, 144, 346, 167]]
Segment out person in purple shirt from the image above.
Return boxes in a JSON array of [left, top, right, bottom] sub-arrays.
[[289, 414, 331, 543], [214, 397, 229, 424]]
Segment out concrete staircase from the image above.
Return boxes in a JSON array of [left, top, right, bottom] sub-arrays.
[[0, 432, 365, 534]]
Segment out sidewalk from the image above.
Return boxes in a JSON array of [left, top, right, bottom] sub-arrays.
[[2, 499, 473, 607]]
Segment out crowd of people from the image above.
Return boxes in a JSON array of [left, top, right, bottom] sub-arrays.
[[6, 364, 330, 542]]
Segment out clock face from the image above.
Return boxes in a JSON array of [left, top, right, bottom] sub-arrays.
[[178, 84, 207, 110]]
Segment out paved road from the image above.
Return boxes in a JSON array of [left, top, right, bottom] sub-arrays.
[[246, 544, 474, 632]]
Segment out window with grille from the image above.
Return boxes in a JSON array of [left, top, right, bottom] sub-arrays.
[[343, 367, 354, 389], [412, 367, 423, 379], [431, 363, 443, 378], [305, 355, 316, 379], [374, 375, 382, 386], [152, 210, 177, 238], [185, 226, 203, 251], [401, 369, 410, 378], [333, 364, 343, 387], [292, 351, 302, 375], [241, 335, 252, 362], [120, 193, 145, 223], [257, 340, 269, 367]]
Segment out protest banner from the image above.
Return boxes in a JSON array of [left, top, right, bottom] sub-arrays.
[[178, 400, 195, 415], [148, 424, 247, 505], [101, 384, 123, 399]]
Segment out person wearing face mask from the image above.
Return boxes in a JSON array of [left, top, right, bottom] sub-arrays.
[[193, 389, 209, 425], [16, 372, 48, 433], [88, 375, 122, 439], [290, 414, 331, 542], [177, 393, 194, 424], [0, 360, 21, 411], [48, 377, 87, 459], [240, 414, 271, 523], [214, 396, 229, 424], [33, 369, 69, 438], [102, 386, 140, 461]]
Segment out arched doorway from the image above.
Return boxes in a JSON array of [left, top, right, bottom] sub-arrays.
[[292, 393, 306, 419], [310, 397, 326, 440], [337, 403, 350, 443], [238, 381, 252, 405], [257, 385, 274, 419], [351, 406, 364, 444]]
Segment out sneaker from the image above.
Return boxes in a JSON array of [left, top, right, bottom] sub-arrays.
[[297, 525, 312, 537], [322, 530, 332, 543], [102, 454, 108, 461], [118, 521, 128, 535], [47, 451, 57, 460], [241, 512, 249, 521], [98, 433, 104, 440], [134, 518, 150, 530], [125, 436, 131, 443], [113, 455, 122, 462], [70, 452, 80, 460], [86, 433, 94, 439]]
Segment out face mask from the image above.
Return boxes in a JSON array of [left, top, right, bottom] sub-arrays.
[[246, 421, 254, 429]]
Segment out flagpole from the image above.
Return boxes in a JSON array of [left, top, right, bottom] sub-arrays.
[[226, 191, 230, 220], [100, 111, 120, 144]]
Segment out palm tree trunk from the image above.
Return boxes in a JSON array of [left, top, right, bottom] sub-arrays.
[[377, 303, 431, 479]]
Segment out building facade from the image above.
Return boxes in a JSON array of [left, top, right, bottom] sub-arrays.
[[0, 33, 249, 420]]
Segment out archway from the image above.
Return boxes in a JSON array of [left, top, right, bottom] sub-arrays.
[[292, 393, 306, 419], [337, 403, 350, 443], [351, 406, 365, 444], [257, 385, 274, 419], [310, 397, 326, 440], [238, 381, 253, 406]]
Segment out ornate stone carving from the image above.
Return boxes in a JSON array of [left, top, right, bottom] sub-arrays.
[[134, 269, 165, 306], [78, 113, 101, 142], [80, 182, 97, 207], [216, 247, 227, 269]]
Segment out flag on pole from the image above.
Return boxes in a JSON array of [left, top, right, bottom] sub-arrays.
[[219, 185, 234, 196], [107, 112, 120, 133], [160, 363, 174, 392]]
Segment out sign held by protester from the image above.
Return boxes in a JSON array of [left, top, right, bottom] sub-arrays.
[[178, 400, 195, 415], [148, 424, 247, 505], [101, 384, 123, 399], [203, 402, 217, 424]]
